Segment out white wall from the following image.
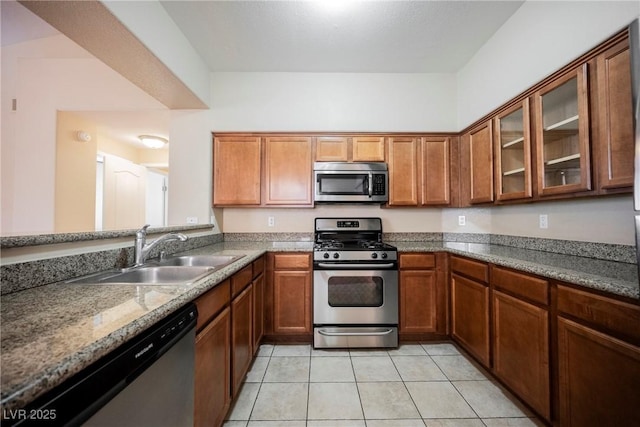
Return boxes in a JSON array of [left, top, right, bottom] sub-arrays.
[[456, 0, 640, 130], [1, 35, 165, 234], [210, 72, 457, 132]]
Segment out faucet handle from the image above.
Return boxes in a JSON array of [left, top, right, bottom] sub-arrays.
[[137, 224, 151, 236]]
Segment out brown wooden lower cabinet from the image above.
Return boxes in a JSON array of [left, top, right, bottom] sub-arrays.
[[557, 316, 640, 427], [493, 290, 550, 421], [450, 256, 490, 367], [231, 284, 253, 397], [194, 307, 230, 427], [451, 272, 490, 367], [252, 272, 264, 353], [269, 253, 312, 337], [399, 253, 446, 338]]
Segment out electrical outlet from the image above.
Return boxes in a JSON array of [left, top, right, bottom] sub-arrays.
[[186, 217, 198, 224], [458, 215, 466, 226], [539, 214, 548, 229], [268, 216, 275, 227]]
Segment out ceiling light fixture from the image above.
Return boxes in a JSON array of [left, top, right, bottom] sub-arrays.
[[138, 135, 168, 149]]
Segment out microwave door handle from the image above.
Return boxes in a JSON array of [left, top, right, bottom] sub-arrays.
[[368, 172, 373, 197]]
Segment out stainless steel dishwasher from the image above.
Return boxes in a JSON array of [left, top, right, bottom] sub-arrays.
[[11, 303, 197, 427]]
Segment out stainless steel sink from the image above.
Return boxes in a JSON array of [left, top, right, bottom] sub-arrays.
[[157, 254, 245, 268], [68, 266, 215, 285]]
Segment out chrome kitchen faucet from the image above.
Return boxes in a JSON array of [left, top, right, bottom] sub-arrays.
[[134, 224, 188, 267]]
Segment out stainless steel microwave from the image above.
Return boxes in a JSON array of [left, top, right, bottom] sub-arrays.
[[313, 162, 389, 203]]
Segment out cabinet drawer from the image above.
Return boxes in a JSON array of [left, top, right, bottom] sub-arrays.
[[557, 285, 640, 342], [273, 253, 311, 270], [451, 256, 489, 284], [231, 265, 253, 297], [492, 266, 549, 306], [253, 256, 265, 278], [399, 253, 436, 269], [195, 280, 230, 331]]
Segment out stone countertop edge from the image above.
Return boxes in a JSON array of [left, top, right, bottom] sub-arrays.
[[1, 240, 637, 412]]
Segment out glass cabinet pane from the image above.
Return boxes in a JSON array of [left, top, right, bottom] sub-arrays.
[[536, 65, 590, 195], [541, 77, 580, 187], [495, 99, 531, 200]]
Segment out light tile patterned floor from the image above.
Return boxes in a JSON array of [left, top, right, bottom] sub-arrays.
[[223, 342, 544, 427]]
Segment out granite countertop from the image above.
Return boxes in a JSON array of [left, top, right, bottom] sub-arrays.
[[1, 239, 637, 412], [392, 241, 639, 300], [0, 241, 310, 412]]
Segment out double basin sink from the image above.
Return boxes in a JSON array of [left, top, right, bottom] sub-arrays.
[[67, 254, 245, 286]]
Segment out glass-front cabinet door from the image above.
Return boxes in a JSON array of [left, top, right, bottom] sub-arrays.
[[494, 99, 532, 201], [534, 64, 591, 196]]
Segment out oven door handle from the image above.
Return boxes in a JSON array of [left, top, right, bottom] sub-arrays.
[[317, 329, 395, 337], [316, 262, 396, 269]]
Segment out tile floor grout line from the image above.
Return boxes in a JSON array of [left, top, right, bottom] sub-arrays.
[[349, 350, 367, 425]]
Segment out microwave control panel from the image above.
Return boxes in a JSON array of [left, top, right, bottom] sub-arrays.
[[372, 174, 386, 195]]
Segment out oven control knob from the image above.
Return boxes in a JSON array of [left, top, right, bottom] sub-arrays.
[[333, 253, 340, 259], [323, 252, 330, 259], [371, 252, 378, 259], [381, 252, 388, 259]]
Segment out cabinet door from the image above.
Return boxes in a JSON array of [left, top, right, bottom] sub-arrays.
[[195, 307, 230, 427], [387, 136, 419, 206], [400, 269, 437, 334], [231, 284, 252, 397], [352, 136, 385, 161], [273, 270, 312, 334], [493, 291, 550, 421], [451, 273, 490, 367], [463, 121, 494, 204], [316, 136, 348, 162], [252, 273, 264, 353], [213, 136, 261, 206], [558, 317, 640, 427], [534, 64, 591, 195], [494, 100, 533, 201], [596, 40, 634, 190], [420, 137, 450, 205], [264, 136, 313, 205]]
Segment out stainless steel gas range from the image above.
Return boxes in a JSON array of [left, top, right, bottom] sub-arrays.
[[313, 217, 398, 349]]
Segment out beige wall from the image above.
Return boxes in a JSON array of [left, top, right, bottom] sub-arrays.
[[55, 112, 97, 232], [221, 195, 635, 246]]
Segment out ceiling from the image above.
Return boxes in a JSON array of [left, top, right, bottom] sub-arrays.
[[3, 0, 524, 149], [160, 0, 524, 73]]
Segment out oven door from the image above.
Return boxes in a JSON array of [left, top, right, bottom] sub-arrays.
[[313, 268, 398, 325]]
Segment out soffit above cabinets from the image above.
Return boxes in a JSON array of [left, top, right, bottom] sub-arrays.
[[160, 0, 524, 73]]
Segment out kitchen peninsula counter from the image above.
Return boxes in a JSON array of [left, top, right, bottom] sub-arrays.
[[1, 239, 637, 414]]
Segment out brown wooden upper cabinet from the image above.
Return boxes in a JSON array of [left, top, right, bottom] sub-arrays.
[[461, 120, 494, 204], [421, 137, 451, 205], [315, 135, 385, 162], [264, 136, 313, 206], [387, 136, 419, 206], [315, 136, 349, 161], [387, 136, 451, 206], [494, 99, 533, 201], [352, 136, 385, 161], [213, 136, 262, 206], [534, 64, 591, 196], [595, 38, 634, 191]]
